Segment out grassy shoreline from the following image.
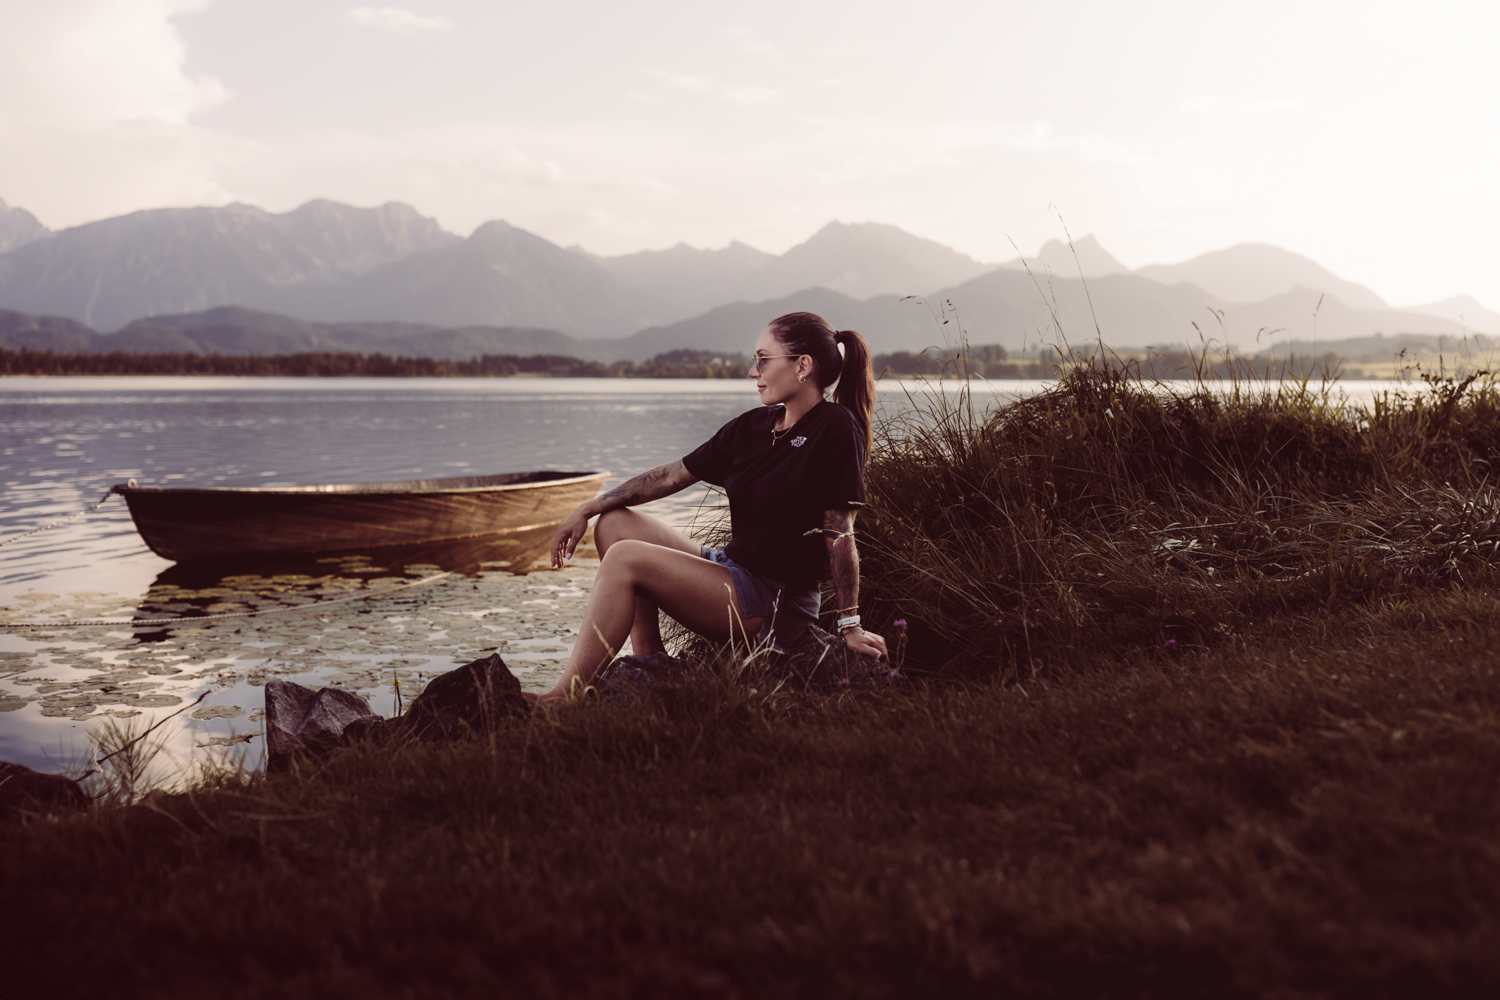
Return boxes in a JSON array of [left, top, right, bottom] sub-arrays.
[[5, 589, 1498, 997], [6, 361, 1500, 996]]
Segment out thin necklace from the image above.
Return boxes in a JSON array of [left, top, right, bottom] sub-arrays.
[[770, 406, 793, 445]]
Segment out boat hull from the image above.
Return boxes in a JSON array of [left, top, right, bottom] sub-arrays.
[[114, 471, 609, 562]]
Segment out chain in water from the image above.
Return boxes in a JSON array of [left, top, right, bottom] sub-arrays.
[[0, 486, 122, 549]]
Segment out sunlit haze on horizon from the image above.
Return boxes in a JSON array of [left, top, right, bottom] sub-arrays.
[[1, 0, 1496, 309]]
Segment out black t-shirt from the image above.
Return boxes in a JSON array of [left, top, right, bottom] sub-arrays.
[[683, 400, 867, 586]]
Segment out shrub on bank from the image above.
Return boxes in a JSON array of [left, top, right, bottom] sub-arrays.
[[856, 360, 1500, 675]]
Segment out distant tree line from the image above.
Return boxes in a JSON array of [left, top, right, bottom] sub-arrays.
[[1071, 347, 1377, 381], [872, 344, 1054, 379], [0, 347, 752, 379], [0, 344, 1384, 381]]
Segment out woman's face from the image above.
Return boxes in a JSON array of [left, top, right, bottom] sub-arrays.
[[749, 326, 809, 406]]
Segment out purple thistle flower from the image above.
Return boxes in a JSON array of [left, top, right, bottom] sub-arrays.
[[1163, 639, 1176, 648], [887, 669, 900, 678], [893, 618, 908, 631], [837, 678, 851, 688]]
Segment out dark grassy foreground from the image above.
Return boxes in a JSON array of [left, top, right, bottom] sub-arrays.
[[5, 598, 1499, 998], [6, 362, 1500, 997]]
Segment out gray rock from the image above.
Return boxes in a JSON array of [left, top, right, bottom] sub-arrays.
[[398, 652, 527, 739], [591, 633, 903, 701], [0, 761, 89, 818], [264, 680, 376, 772], [595, 652, 691, 701], [338, 652, 529, 750], [774, 626, 904, 691], [340, 714, 398, 746]]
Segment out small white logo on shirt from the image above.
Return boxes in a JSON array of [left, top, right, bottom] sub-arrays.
[[790, 436, 807, 447]]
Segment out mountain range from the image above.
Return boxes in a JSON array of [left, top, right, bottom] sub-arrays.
[[1, 197, 1496, 360]]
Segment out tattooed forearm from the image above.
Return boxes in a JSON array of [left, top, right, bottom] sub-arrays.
[[591, 460, 696, 514], [823, 508, 859, 611]]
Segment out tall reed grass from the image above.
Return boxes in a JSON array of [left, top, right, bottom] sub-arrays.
[[857, 353, 1500, 675]]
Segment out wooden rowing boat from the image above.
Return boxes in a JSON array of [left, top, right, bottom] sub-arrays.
[[113, 470, 609, 562]]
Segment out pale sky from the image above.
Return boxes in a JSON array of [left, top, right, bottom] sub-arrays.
[[2, 0, 1497, 308]]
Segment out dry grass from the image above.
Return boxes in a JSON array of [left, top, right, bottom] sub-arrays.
[[856, 359, 1500, 675], [4, 587, 1500, 997]]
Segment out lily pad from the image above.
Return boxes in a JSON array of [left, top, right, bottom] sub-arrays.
[[190, 704, 244, 720]]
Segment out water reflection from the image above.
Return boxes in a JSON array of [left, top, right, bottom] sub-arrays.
[[135, 525, 561, 631], [0, 525, 598, 776]]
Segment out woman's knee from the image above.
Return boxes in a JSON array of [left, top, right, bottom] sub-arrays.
[[597, 537, 652, 579], [594, 508, 633, 554]]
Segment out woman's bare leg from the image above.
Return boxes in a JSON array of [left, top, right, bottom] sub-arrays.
[[542, 539, 763, 701], [592, 508, 701, 657]]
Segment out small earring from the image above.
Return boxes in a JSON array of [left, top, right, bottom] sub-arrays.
[[798, 374, 806, 382]]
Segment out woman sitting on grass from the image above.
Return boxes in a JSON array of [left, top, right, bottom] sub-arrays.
[[532, 311, 888, 705]]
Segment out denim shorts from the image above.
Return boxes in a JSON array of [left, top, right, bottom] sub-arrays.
[[700, 546, 820, 651]]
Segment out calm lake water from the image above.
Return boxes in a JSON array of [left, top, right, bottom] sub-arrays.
[[0, 375, 1402, 779]]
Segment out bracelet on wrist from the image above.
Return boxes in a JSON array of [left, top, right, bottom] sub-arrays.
[[836, 614, 861, 633]]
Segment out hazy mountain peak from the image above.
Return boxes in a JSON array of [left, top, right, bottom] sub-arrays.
[[469, 218, 519, 239], [272, 199, 459, 275], [0, 199, 463, 330], [1404, 294, 1500, 333], [798, 220, 986, 263], [0, 198, 51, 254], [1136, 243, 1388, 311], [1001, 233, 1131, 279], [768, 220, 995, 299]]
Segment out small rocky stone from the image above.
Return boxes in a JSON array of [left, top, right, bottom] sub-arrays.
[[595, 652, 691, 701], [340, 715, 400, 747], [774, 626, 903, 691], [0, 761, 89, 818], [400, 652, 527, 739], [264, 680, 376, 772]]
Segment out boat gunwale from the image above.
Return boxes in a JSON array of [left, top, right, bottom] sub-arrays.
[[112, 470, 610, 498]]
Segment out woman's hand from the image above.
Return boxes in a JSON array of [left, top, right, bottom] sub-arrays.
[[551, 504, 594, 568], [551, 462, 699, 569], [842, 626, 887, 661]]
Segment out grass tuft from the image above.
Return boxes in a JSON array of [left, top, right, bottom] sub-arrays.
[[857, 356, 1500, 675]]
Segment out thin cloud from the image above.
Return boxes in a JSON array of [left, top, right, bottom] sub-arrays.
[[345, 6, 451, 32], [1182, 94, 1302, 113], [646, 70, 783, 107]]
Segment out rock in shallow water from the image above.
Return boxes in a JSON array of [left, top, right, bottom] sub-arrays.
[[343, 653, 529, 745], [264, 680, 377, 773], [266, 654, 530, 768], [402, 652, 528, 737]]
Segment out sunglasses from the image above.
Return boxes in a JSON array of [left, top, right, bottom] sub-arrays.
[[749, 353, 803, 370]]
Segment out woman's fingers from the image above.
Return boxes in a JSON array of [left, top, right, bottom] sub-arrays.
[[551, 522, 578, 567], [845, 629, 888, 660], [551, 509, 591, 567]]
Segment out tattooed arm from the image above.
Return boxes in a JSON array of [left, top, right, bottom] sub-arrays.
[[823, 508, 888, 660], [551, 460, 699, 566]]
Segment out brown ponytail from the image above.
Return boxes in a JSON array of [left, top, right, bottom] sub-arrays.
[[768, 312, 875, 460], [832, 329, 874, 460]]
